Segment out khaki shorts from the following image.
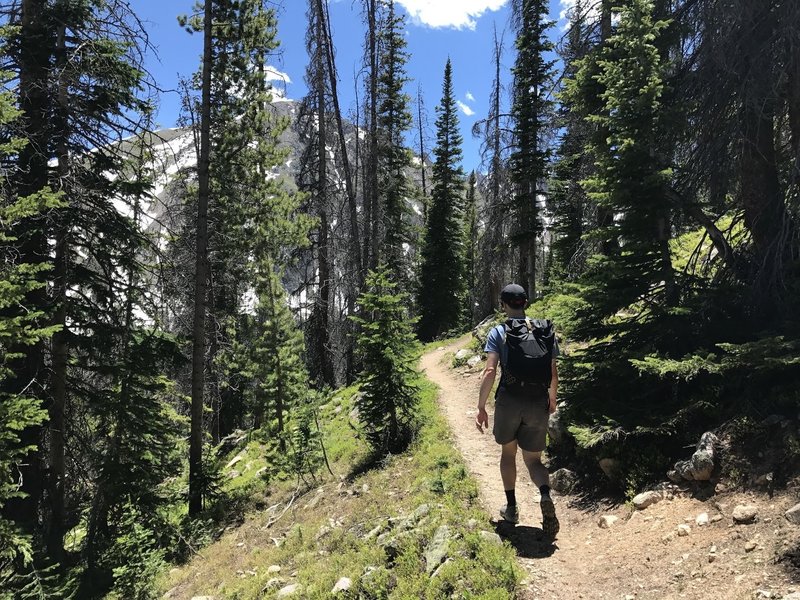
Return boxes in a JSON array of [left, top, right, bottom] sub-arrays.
[[492, 387, 550, 452]]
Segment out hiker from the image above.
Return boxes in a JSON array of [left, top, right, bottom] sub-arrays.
[[475, 283, 560, 538]]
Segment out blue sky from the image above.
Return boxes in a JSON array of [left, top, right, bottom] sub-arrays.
[[134, 0, 572, 171]]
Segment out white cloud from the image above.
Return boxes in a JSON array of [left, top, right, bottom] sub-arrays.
[[465, 91, 475, 102], [264, 66, 292, 84], [457, 101, 475, 116], [395, 0, 507, 30]]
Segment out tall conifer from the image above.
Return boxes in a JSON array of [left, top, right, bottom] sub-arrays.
[[509, 0, 554, 296], [417, 59, 466, 341]]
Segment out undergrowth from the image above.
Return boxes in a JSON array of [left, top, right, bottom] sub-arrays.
[[155, 374, 521, 599]]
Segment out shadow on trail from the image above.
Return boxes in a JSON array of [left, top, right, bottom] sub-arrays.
[[493, 521, 557, 559]]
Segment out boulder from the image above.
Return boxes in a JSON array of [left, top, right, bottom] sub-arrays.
[[454, 349, 471, 361], [548, 411, 569, 445], [472, 315, 497, 346], [598, 457, 620, 480], [424, 525, 452, 574], [732, 504, 758, 524], [276, 584, 301, 598], [550, 468, 578, 494], [467, 355, 482, 369], [598, 515, 619, 529], [478, 530, 503, 545], [785, 503, 800, 525], [331, 577, 352, 594], [633, 491, 662, 510], [671, 432, 718, 481]]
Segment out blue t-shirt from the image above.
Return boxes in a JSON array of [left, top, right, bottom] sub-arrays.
[[484, 319, 560, 368]]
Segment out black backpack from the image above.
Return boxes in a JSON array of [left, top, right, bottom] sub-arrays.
[[501, 318, 555, 391]]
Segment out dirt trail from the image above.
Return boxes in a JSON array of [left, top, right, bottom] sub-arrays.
[[420, 336, 799, 600]]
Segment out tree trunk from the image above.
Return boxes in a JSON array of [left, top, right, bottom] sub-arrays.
[[367, 0, 380, 269], [47, 22, 69, 563], [320, 0, 362, 284], [597, 0, 616, 256], [314, 0, 335, 386], [3, 0, 51, 535], [189, 0, 213, 517]]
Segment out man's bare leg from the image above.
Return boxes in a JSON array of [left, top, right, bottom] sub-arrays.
[[499, 441, 520, 522], [521, 449, 549, 488], [500, 441, 518, 490], [521, 448, 559, 538]]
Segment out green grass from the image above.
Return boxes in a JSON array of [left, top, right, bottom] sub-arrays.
[[156, 374, 521, 599]]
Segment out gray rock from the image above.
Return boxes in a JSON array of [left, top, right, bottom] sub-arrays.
[[262, 578, 285, 592], [548, 410, 568, 445], [454, 349, 471, 361], [672, 432, 718, 481], [598, 515, 619, 529], [478, 530, 503, 545], [732, 504, 758, 524], [225, 452, 245, 469], [276, 584, 301, 598], [267, 565, 281, 574], [472, 315, 496, 347], [550, 468, 578, 494], [467, 355, 482, 368], [785, 503, 800, 525], [633, 491, 662, 510], [424, 525, 452, 574], [598, 457, 620, 479], [695, 513, 709, 527], [677, 524, 691, 536], [331, 577, 352, 594]]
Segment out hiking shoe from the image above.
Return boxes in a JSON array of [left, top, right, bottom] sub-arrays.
[[540, 495, 560, 539], [499, 504, 520, 524]]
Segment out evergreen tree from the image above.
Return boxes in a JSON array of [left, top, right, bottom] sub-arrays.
[[179, 0, 311, 511], [352, 265, 420, 454], [548, 0, 596, 283], [561, 0, 685, 482], [509, 0, 554, 296], [417, 59, 466, 341], [0, 74, 59, 584], [376, 0, 413, 284]]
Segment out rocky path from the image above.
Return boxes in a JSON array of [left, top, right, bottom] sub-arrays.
[[420, 336, 800, 600]]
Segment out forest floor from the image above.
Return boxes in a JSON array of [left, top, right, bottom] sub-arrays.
[[424, 335, 800, 600]]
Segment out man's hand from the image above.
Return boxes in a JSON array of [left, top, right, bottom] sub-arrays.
[[475, 407, 489, 433], [548, 392, 557, 414]]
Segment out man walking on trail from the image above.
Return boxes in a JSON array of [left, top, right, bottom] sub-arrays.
[[475, 283, 560, 538]]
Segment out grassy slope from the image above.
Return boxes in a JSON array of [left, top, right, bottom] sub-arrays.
[[157, 342, 520, 599]]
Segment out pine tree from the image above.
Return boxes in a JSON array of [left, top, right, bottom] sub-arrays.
[[562, 0, 684, 478], [179, 0, 312, 512], [352, 265, 420, 454], [417, 59, 466, 341], [0, 72, 60, 581], [376, 0, 413, 284], [509, 0, 554, 296], [548, 0, 596, 282]]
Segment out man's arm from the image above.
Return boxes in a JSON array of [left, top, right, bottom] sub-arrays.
[[548, 359, 558, 414], [476, 352, 499, 432]]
